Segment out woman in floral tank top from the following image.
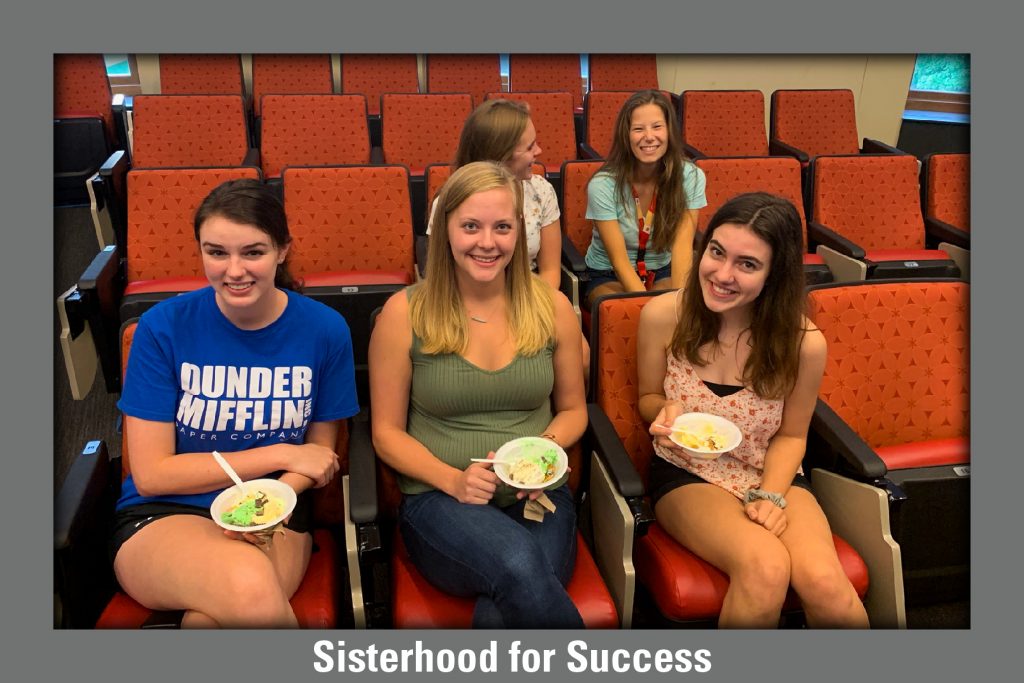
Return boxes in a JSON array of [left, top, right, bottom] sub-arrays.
[[637, 192, 868, 628]]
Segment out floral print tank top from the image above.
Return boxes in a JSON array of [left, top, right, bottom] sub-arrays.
[[651, 350, 795, 499]]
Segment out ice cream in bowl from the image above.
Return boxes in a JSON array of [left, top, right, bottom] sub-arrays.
[[210, 478, 297, 532], [668, 412, 743, 460], [492, 437, 568, 490]]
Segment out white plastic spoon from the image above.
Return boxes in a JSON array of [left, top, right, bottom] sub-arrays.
[[211, 450, 247, 496]]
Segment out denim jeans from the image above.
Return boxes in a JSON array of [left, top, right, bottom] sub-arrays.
[[399, 484, 584, 628]]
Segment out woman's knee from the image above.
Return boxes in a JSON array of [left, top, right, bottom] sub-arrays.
[[212, 560, 294, 626], [731, 545, 791, 599], [793, 562, 856, 608]]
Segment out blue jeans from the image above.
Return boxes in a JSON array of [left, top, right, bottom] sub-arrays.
[[399, 485, 584, 629]]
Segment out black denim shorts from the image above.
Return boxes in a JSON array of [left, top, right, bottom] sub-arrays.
[[648, 455, 814, 508]]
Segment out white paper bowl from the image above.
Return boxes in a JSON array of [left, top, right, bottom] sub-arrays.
[[210, 478, 297, 532], [492, 437, 569, 490], [668, 412, 743, 460]]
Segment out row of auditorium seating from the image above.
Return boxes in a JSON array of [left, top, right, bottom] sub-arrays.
[[57, 151, 970, 404], [55, 275, 968, 628]]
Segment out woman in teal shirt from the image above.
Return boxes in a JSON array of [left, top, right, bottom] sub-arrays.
[[584, 89, 707, 307]]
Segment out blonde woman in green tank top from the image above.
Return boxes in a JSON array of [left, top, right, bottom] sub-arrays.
[[368, 162, 588, 628]]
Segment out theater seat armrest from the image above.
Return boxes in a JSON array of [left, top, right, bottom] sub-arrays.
[[807, 221, 866, 260], [862, 138, 907, 155], [586, 403, 645, 497], [99, 149, 127, 177], [79, 245, 121, 311], [347, 417, 378, 524], [242, 147, 260, 168], [55, 441, 112, 551], [415, 235, 428, 280], [682, 143, 706, 160], [810, 399, 887, 480], [370, 146, 384, 164], [925, 217, 970, 249], [769, 138, 810, 165], [578, 142, 602, 160], [561, 233, 587, 273]]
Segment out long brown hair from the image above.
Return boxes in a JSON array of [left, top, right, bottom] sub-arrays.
[[600, 89, 689, 252], [193, 178, 301, 291], [410, 161, 555, 355], [453, 99, 531, 167], [671, 192, 808, 399]]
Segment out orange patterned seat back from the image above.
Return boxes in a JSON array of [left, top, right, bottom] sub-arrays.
[[925, 153, 970, 231], [509, 54, 584, 110], [251, 54, 333, 117], [560, 160, 603, 256], [157, 54, 244, 95], [490, 91, 577, 171], [771, 89, 861, 156], [260, 94, 371, 178], [584, 89, 677, 159], [126, 166, 261, 283], [131, 95, 250, 167], [341, 54, 419, 116], [54, 53, 116, 141], [282, 165, 414, 279], [811, 154, 925, 250], [588, 54, 659, 92], [681, 90, 768, 157], [119, 319, 349, 524], [426, 54, 501, 107], [583, 90, 630, 159], [592, 293, 659, 482], [381, 94, 472, 174], [694, 156, 806, 244], [807, 280, 969, 449]]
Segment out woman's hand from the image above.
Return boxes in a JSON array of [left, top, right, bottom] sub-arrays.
[[451, 452, 499, 505], [287, 443, 340, 488], [745, 499, 788, 537], [649, 400, 692, 462]]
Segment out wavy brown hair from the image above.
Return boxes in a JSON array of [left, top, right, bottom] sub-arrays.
[[193, 178, 301, 292], [670, 192, 808, 399], [600, 89, 690, 252]]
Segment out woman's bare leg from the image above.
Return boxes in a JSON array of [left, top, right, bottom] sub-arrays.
[[777, 488, 870, 628], [114, 515, 311, 628], [655, 483, 791, 628]]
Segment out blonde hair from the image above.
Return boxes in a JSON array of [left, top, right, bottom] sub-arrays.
[[411, 161, 555, 355]]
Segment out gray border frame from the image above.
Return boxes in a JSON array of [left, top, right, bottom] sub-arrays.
[[28, 0, 1015, 681]]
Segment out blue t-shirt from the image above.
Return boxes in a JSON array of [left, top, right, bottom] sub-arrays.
[[115, 287, 360, 511], [584, 163, 708, 271]]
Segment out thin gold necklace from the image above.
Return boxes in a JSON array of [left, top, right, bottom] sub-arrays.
[[467, 299, 503, 324]]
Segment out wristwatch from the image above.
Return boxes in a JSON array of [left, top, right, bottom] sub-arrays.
[[743, 488, 787, 509]]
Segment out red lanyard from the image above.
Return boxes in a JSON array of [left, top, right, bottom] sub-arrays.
[[631, 185, 657, 290]]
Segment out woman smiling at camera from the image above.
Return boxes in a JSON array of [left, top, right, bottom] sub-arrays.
[[584, 89, 707, 307], [637, 192, 868, 628], [369, 161, 587, 628], [111, 179, 360, 628]]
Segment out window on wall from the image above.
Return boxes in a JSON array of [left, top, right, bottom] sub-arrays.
[[104, 54, 142, 96], [905, 53, 969, 116]]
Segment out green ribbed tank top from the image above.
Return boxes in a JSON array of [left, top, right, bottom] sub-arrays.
[[401, 333, 564, 507]]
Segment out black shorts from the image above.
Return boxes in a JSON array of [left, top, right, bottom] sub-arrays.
[[109, 490, 313, 566], [648, 455, 815, 508]]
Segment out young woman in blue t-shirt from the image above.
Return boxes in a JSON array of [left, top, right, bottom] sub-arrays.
[[111, 179, 360, 628]]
